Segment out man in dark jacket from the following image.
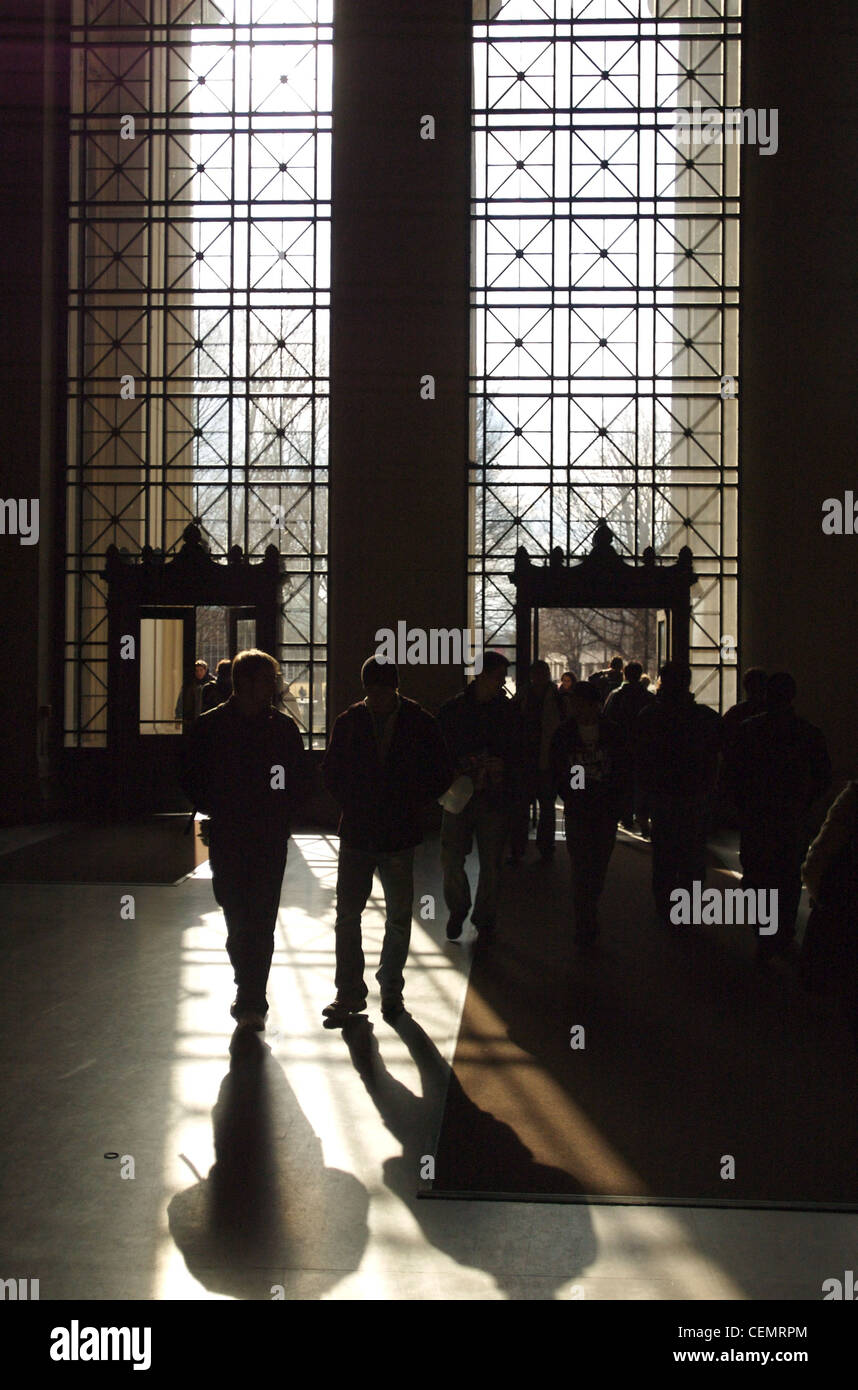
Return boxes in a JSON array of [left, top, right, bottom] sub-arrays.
[[437, 651, 519, 940], [322, 657, 454, 1025], [175, 658, 216, 727], [509, 659, 565, 862], [725, 671, 831, 960], [588, 655, 624, 704], [178, 649, 312, 1030], [201, 658, 233, 713], [635, 660, 723, 924], [716, 667, 768, 825], [551, 681, 629, 943], [603, 660, 654, 830], [721, 666, 767, 751]]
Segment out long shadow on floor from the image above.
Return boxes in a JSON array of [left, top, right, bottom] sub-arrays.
[[342, 1012, 597, 1298], [430, 839, 858, 1206], [168, 1029, 369, 1299]]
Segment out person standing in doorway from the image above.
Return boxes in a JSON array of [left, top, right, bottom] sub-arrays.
[[588, 655, 624, 705], [201, 658, 233, 712], [175, 658, 215, 727]]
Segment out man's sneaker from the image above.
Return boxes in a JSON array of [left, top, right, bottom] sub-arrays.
[[381, 995, 406, 1023], [232, 1009, 266, 1031], [321, 994, 367, 1027], [446, 913, 466, 941], [230, 999, 267, 1028], [472, 918, 495, 936]]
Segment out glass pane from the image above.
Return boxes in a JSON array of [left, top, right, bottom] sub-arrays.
[[538, 609, 658, 686], [66, 1, 332, 746], [470, 0, 740, 712], [139, 618, 184, 736], [195, 606, 230, 673]]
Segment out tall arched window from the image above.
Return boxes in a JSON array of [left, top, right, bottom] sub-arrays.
[[66, 0, 331, 747]]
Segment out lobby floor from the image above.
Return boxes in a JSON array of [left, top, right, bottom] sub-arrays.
[[0, 825, 856, 1301]]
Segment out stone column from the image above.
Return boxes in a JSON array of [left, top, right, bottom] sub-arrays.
[[0, 0, 69, 821], [327, 0, 472, 721], [740, 0, 858, 783]]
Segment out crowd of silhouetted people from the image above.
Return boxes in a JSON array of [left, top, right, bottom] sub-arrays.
[[177, 649, 858, 1050]]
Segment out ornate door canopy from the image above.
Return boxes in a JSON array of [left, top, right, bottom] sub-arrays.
[[104, 523, 281, 616], [511, 521, 696, 677], [104, 522, 282, 762]]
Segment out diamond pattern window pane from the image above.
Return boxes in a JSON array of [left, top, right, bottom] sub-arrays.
[[67, 0, 331, 745], [472, 0, 740, 708]]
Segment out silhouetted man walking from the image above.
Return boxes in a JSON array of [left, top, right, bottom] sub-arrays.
[[722, 667, 768, 752], [604, 660, 654, 830], [178, 649, 311, 1030], [438, 651, 519, 940], [636, 661, 723, 924], [510, 658, 564, 862], [726, 671, 830, 961], [551, 680, 629, 943], [322, 658, 454, 1025]]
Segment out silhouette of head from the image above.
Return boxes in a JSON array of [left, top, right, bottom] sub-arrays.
[[624, 661, 643, 683], [560, 671, 574, 690], [475, 650, 509, 699], [570, 679, 601, 724], [610, 655, 623, 672], [766, 671, 796, 712], [658, 660, 692, 698], [232, 649, 278, 717], [362, 656, 398, 689], [742, 667, 767, 703], [530, 659, 551, 692], [362, 655, 398, 714]]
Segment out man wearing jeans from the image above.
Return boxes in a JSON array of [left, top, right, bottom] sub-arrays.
[[322, 657, 454, 1026], [178, 649, 311, 1031]]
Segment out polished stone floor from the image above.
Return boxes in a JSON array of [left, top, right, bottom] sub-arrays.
[[0, 824, 856, 1301]]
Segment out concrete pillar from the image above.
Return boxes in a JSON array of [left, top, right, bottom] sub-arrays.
[[0, 1, 68, 822], [741, 0, 858, 782], [327, 0, 472, 722]]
